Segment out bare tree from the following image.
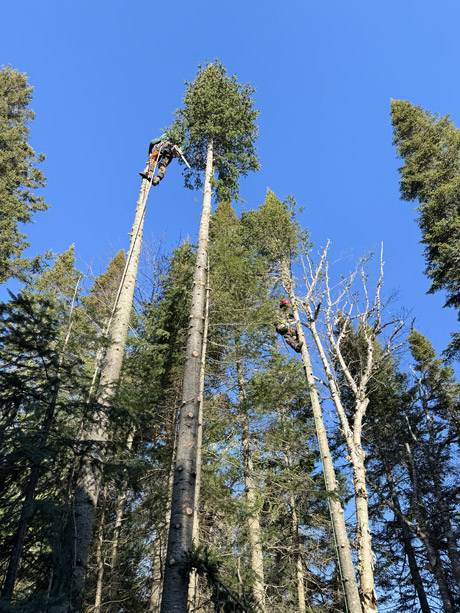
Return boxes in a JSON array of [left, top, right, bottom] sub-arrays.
[[56, 178, 152, 612], [298, 244, 405, 613], [281, 260, 363, 613]]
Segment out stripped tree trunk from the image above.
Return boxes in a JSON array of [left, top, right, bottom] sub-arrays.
[[281, 261, 363, 613], [236, 352, 266, 612], [187, 271, 210, 610], [1, 277, 81, 602], [160, 140, 214, 612], [60, 179, 151, 613], [160, 141, 213, 612]]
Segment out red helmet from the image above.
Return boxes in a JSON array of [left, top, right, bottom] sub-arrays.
[[280, 299, 291, 308]]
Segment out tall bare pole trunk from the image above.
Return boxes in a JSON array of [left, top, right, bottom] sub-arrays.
[[281, 261, 363, 613], [187, 270, 210, 610], [1, 276, 81, 602], [62, 179, 151, 612], [160, 140, 214, 613], [235, 351, 266, 612]]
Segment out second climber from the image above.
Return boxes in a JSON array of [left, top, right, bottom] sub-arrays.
[[275, 299, 303, 353]]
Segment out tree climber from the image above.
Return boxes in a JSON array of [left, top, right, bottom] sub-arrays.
[[275, 299, 303, 353], [140, 134, 181, 186]]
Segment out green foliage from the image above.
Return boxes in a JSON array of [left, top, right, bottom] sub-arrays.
[[168, 60, 260, 202], [0, 66, 48, 283], [242, 189, 309, 266], [391, 100, 460, 358]]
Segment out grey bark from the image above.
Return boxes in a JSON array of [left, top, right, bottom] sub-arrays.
[[281, 261, 363, 613], [187, 271, 210, 610], [236, 351, 266, 612], [284, 453, 306, 613], [58, 179, 151, 613], [94, 485, 108, 613], [150, 420, 178, 612], [160, 139, 214, 612]]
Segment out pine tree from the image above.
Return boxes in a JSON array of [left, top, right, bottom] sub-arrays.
[[0, 66, 48, 283], [160, 60, 259, 612], [391, 100, 460, 358]]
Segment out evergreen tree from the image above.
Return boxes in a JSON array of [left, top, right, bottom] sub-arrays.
[[160, 60, 259, 612], [0, 66, 48, 283], [0, 248, 87, 610], [391, 100, 460, 358], [360, 329, 460, 612], [243, 190, 363, 613]]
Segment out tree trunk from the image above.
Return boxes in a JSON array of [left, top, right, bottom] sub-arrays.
[[151, 418, 178, 611], [160, 140, 213, 613], [105, 429, 135, 613], [300, 275, 376, 612], [384, 465, 430, 613], [187, 270, 210, 610], [236, 352, 266, 612], [94, 485, 108, 613], [284, 451, 306, 613], [281, 261, 363, 613], [63, 179, 151, 613], [404, 442, 455, 613]]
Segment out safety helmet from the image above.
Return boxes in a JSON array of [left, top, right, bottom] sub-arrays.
[[280, 299, 291, 308]]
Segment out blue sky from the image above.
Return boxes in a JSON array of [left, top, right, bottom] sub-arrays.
[[2, 0, 460, 358]]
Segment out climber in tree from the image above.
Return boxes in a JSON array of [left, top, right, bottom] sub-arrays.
[[140, 134, 181, 186], [275, 299, 303, 353]]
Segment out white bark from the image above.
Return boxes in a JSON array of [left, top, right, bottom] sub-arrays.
[[281, 260, 363, 613]]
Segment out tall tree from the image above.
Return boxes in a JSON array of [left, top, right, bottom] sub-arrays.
[[161, 61, 259, 612], [243, 190, 363, 613], [391, 100, 460, 359], [56, 177, 153, 612], [0, 66, 48, 283]]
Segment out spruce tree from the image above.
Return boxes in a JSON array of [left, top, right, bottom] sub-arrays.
[[160, 61, 259, 612], [243, 190, 363, 613], [0, 66, 48, 283], [391, 100, 460, 358]]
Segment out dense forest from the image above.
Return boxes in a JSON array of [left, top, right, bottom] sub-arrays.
[[0, 61, 459, 613]]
